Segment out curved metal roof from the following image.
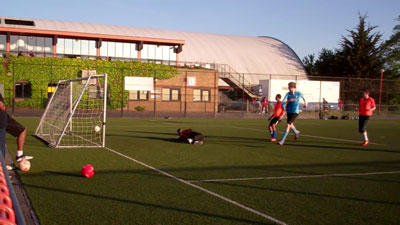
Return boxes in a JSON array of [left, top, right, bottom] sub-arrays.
[[0, 17, 308, 83]]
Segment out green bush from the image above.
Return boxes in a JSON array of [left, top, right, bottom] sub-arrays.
[[134, 106, 145, 112], [0, 56, 178, 109]]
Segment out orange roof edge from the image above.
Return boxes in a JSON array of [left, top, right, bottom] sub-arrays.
[[0, 27, 185, 45]]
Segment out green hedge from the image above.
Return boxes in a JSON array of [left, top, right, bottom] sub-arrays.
[[0, 56, 178, 109]]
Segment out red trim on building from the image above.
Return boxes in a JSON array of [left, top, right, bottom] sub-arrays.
[[0, 27, 185, 45]]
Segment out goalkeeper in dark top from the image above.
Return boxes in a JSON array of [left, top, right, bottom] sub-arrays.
[[177, 128, 204, 144]]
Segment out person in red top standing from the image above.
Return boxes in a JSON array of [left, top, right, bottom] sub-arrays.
[[261, 97, 268, 114], [267, 94, 286, 142], [359, 89, 376, 146]]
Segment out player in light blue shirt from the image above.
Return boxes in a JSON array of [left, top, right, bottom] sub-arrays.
[[278, 82, 307, 145]]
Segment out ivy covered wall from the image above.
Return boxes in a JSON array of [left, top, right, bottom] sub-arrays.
[[0, 56, 178, 109]]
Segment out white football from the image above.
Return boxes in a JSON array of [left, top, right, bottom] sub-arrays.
[[94, 125, 101, 133], [19, 160, 31, 172]]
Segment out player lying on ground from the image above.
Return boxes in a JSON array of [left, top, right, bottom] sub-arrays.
[[177, 128, 204, 144]]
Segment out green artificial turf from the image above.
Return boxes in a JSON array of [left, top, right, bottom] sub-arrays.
[[8, 117, 400, 225]]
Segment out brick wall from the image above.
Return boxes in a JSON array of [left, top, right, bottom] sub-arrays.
[[127, 69, 218, 113]]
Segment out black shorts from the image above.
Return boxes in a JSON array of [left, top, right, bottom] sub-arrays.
[[358, 115, 370, 133], [191, 132, 204, 142], [286, 113, 298, 124], [269, 117, 281, 126], [6, 114, 25, 137]]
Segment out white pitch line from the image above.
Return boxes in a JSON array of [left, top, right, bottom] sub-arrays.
[[226, 125, 386, 146], [188, 170, 400, 183], [104, 146, 287, 225]]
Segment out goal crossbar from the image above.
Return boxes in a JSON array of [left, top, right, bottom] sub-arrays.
[[35, 74, 108, 148]]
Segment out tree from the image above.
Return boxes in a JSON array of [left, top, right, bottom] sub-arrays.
[[338, 14, 385, 78], [383, 15, 400, 79], [314, 48, 341, 77], [302, 54, 317, 75]]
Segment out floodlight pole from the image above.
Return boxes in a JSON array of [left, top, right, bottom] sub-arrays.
[[379, 69, 384, 114]]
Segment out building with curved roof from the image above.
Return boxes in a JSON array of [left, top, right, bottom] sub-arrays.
[[0, 16, 308, 99]]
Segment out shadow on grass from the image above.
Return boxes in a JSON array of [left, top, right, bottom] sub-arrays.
[[44, 170, 82, 178], [203, 180, 400, 206], [29, 158, 400, 185], [282, 142, 400, 154], [24, 183, 272, 225]]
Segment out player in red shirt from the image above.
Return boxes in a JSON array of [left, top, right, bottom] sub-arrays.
[[267, 94, 286, 142], [359, 89, 376, 146], [177, 128, 204, 144]]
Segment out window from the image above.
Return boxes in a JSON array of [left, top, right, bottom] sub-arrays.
[[162, 88, 180, 101], [88, 40, 96, 56], [115, 42, 123, 58], [56, 38, 65, 54], [129, 90, 149, 101], [73, 39, 81, 55], [81, 40, 89, 56], [0, 35, 6, 51], [5, 19, 35, 26], [15, 81, 32, 98], [193, 89, 210, 102]]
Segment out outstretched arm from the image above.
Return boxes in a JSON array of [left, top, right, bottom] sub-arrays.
[[302, 97, 307, 108]]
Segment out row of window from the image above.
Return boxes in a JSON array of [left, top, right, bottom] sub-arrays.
[[130, 89, 211, 102], [11, 82, 211, 103], [0, 34, 177, 61], [0, 35, 53, 56]]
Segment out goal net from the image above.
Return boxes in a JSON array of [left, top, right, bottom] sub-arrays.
[[35, 74, 108, 148]]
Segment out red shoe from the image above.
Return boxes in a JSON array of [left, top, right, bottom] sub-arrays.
[[294, 131, 300, 140], [361, 141, 369, 146], [270, 138, 276, 142]]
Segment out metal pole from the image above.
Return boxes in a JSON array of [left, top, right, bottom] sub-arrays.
[[184, 71, 187, 118], [12, 63, 15, 116], [153, 70, 156, 118], [379, 69, 384, 114], [214, 71, 217, 118], [242, 73, 245, 118], [121, 69, 124, 117], [102, 74, 108, 147]]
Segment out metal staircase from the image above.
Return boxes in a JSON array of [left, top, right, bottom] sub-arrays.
[[176, 61, 260, 99], [215, 64, 260, 99]]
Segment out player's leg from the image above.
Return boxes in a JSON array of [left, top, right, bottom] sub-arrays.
[[359, 115, 369, 146], [6, 114, 33, 161], [278, 117, 292, 145], [290, 123, 300, 140], [278, 124, 291, 145], [193, 133, 204, 144], [287, 113, 300, 139], [269, 118, 278, 141]]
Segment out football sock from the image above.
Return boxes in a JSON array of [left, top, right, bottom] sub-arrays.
[[17, 150, 23, 157], [363, 131, 368, 141], [291, 126, 299, 134], [272, 130, 276, 138], [280, 131, 289, 143]]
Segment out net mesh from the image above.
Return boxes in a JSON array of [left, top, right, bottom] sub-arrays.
[[35, 74, 106, 148]]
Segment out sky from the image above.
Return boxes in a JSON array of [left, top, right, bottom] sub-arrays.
[[1, 0, 399, 59]]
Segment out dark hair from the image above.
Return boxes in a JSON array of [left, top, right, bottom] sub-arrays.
[[177, 128, 181, 134], [363, 89, 370, 94], [276, 94, 281, 99], [288, 82, 296, 88]]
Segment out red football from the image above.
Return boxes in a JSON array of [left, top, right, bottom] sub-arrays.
[[81, 164, 94, 178]]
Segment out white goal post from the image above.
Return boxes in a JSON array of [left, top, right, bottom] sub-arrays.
[[35, 74, 108, 148]]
